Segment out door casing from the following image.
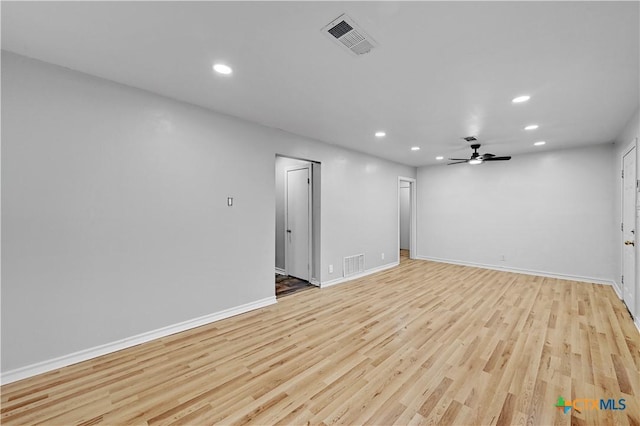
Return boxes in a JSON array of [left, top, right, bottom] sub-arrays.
[[398, 177, 417, 260]]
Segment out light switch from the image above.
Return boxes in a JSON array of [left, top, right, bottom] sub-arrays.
[[227, 197, 233, 207]]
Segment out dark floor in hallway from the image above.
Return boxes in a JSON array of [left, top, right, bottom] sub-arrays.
[[275, 274, 316, 297]]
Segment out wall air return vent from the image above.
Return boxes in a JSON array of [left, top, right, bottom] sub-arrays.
[[322, 14, 378, 56], [343, 254, 365, 277]]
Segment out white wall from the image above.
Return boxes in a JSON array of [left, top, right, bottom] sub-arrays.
[[416, 144, 615, 283], [1, 52, 415, 374], [399, 185, 410, 250], [612, 108, 640, 312]]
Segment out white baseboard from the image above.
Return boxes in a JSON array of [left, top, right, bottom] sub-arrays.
[[0, 296, 277, 385], [415, 255, 615, 286], [321, 261, 399, 288], [611, 282, 638, 335], [275, 268, 286, 276], [612, 281, 623, 299]]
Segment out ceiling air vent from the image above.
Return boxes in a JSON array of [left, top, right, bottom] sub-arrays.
[[322, 14, 378, 56]]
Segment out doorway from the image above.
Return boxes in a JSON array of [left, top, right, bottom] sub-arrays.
[[275, 156, 321, 297], [622, 142, 637, 319], [398, 177, 416, 262]]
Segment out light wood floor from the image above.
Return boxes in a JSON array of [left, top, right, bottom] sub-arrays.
[[2, 258, 639, 425]]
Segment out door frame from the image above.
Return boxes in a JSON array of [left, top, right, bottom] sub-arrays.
[[398, 176, 417, 260], [284, 164, 313, 282], [621, 139, 637, 317]]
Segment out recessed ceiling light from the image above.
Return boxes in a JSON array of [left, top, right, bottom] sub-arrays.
[[213, 63, 233, 75], [534, 141, 546, 146], [375, 131, 386, 137], [435, 156, 444, 160], [411, 146, 420, 151], [512, 95, 530, 103], [524, 124, 539, 130]]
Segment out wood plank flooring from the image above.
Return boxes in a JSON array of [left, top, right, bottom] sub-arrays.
[[2, 257, 639, 425]]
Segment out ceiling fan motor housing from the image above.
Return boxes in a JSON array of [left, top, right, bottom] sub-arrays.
[[470, 144, 481, 159]]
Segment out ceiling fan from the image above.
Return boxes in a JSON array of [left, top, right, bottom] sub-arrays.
[[448, 143, 512, 165]]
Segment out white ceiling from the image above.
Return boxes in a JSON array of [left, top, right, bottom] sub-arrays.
[[2, 1, 638, 167]]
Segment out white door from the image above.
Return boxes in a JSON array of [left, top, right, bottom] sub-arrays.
[[622, 146, 636, 318], [286, 167, 310, 281]]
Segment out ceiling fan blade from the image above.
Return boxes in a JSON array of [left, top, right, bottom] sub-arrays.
[[482, 153, 495, 158], [483, 156, 511, 161], [448, 158, 469, 161], [447, 160, 469, 165]]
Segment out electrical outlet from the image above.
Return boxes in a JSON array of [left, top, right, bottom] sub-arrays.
[[329, 264, 333, 273], [381, 253, 385, 260]]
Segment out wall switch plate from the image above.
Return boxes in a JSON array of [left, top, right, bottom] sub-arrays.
[[381, 253, 385, 260], [329, 264, 333, 273], [227, 197, 233, 207]]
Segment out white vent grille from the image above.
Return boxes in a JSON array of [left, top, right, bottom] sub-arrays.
[[343, 254, 365, 277], [322, 14, 378, 56]]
